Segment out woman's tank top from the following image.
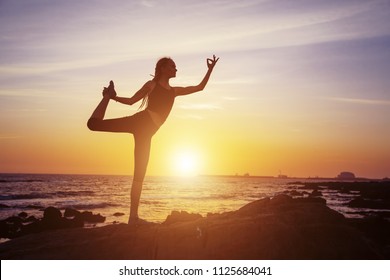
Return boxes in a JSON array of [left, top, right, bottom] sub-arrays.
[[146, 83, 175, 127]]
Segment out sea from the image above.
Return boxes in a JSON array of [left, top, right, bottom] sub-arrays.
[[0, 173, 371, 227]]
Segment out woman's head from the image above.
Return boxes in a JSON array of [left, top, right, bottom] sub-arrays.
[[139, 57, 176, 110], [153, 57, 176, 81]]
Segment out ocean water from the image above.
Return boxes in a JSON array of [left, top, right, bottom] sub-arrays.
[[0, 173, 374, 226]]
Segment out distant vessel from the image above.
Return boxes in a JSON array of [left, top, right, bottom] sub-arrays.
[[277, 170, 288, 179]]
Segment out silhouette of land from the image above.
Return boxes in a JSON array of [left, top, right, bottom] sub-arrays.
[[201, 174, 386, 181]]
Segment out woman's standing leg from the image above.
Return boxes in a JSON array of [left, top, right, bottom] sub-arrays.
[[129, 134, 152, 224], [88, 86, 155, 224]]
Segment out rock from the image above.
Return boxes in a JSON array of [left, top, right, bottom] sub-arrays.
[[4, 216, 23, 224], [295, 196, 327, 204], [153, 196, 375, 260], [0, 217, 23, 239], [163, 211, 203, 225], [236, 197, 271, 216], [0, 206, 107, 239], [348, 197, 390, 209], [80, 211, 105, 223], [25, 216, 38, 223], [290, 190, 304, 196], [64, 208, 80, 218], [43, 207, 62, 224], [360, 184, 390, 199], [283, 189, 305, 197], [113, 212, 125, 217], [310, 189, 322, 197], [348, 217, 390, 257], [0, 203, 10, 208], [271, 194, 293, 205], [41, 207, 64, 231], [18, 212, 28, 219], [65, 208, 106, 224]]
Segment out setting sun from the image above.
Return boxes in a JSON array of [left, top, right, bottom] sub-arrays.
[[173, 150, 200, 176]]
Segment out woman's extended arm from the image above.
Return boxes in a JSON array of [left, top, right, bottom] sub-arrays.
[[175, 55, 219, 96], [112, 80, 155, 105]]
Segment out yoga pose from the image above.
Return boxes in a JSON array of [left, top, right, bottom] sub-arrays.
[[87, 55, 219, 225]]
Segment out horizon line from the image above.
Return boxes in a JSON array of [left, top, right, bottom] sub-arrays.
[[0, 172, 388, 181]]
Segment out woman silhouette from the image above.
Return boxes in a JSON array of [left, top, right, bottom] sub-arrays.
[[87, 55, 219, 225]]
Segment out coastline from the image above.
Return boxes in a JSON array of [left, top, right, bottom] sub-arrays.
[[200, 174, 389, 181]]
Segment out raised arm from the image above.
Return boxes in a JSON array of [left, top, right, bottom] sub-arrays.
[[112, 80, 155, 106], [175, 55, 219, 96]]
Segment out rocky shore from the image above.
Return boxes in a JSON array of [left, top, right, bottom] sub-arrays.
[[0, 206, 106, 240], [286, 181, 390, 218], [0, 192, 389, 259]]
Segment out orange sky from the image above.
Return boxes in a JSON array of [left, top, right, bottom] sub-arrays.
[[1, 0, 390, 178]]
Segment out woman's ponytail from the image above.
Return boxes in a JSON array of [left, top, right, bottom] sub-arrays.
[[138, 57, 172, 110]]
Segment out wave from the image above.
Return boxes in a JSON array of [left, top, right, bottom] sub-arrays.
[[0, 201, 119, 213], [0, 193, 51, 201], [0, 190, 96, 201], [142, 200, 165, 206], [0, 179, 45, 183], [53, 191, 95, 197], [62, 202, 119, 210], [0, 204, 44, 211]]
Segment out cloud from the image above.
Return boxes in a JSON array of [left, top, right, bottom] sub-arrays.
[[326, 97, 390, 106], [1, 0, 389, 77], [140, 0, 156, 8], [257, 1, 387, 49]]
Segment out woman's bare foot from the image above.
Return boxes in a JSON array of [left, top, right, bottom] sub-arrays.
[[101, 81, 116, 98], [128, 216, 155, 226], [107, 80, 117, 98]]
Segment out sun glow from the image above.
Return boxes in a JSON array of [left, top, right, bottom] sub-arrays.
[[173, 150, 200, 177]]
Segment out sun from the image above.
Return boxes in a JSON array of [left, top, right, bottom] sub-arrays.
[[174, 151, 200, 176]]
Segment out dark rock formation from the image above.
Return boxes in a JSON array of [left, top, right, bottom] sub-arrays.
[[293, 181, 390, 219], [163, 211, 202, 225], [64, 208, 80, 218], [113, 212, 125, 217], [79, 211, 105, 223], [0, 207, 106, 239], [348, 197, 390, 209]]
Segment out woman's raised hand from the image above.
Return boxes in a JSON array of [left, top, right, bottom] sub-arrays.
[[207, 55, 219, 70]]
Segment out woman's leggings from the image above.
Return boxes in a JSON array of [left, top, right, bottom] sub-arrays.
[[87, 110, 159, 182]]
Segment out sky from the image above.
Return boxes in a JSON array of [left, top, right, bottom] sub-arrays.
[[1, 0, 390, 178]]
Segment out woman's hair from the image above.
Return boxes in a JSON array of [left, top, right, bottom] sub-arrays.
[[139, 57, 173, 110]]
